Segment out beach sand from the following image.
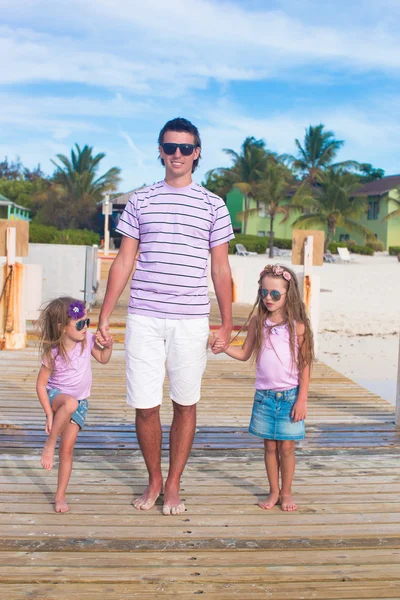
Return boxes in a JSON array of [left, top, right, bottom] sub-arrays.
[[315, 253, 399, 405]]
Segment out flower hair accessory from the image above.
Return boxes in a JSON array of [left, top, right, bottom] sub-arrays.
[[67, 300, 86, 319], [259, 264, 292, 281]]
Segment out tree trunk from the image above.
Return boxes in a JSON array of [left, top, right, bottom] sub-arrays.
[[268, 214, 275, 258], [242, 195, 250, 235]]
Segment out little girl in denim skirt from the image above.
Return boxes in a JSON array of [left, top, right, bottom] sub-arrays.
[[216, 265, 314, 512], [36, 297, 113, 513]]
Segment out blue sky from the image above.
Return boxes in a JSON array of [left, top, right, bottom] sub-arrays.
[[1, 0, 400, 192]]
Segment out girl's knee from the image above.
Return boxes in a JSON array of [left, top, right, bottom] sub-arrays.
[[278, 440, 295, 457], [264, 440, 277, 453], [65, 396, 79, 414]]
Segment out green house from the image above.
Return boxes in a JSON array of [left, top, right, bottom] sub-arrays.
[[336, 176, 400, 249], [226, 176, 400, 250], [0, 194, 31, 221]]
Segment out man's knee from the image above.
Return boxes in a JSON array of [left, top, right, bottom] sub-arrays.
[[136, 406, 160, 422], [172, 401, 196, 416]]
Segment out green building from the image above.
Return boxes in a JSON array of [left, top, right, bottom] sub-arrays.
[[0, 194, 31, 221], [226, 176, 400, 250]]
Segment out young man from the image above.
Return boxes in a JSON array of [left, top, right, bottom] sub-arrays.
[[98, 117, 233, 515]]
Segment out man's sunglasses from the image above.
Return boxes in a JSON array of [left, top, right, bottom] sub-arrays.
[[75, 318, 90, 331], [160, 143, 198, 156], [261, 289, 285, 302]]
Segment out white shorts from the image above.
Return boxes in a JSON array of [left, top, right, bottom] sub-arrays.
[[125, 314, 210, 409]]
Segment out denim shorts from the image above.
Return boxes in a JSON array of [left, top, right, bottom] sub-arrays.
[[249, 386, 305, 441], [47, 388, 88, 429]]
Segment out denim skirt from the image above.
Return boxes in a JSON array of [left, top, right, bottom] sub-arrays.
[[249, 387, 305, 441]]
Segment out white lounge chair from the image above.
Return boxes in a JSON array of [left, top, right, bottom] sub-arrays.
[[235, 243, 257, 256], [337, 247, 355, 262], [323, 250, 336, 263]]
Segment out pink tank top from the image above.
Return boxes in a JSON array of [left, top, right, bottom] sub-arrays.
[[255, 319, 299, 391]]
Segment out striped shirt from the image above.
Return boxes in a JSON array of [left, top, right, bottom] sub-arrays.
[[116, 180, 234, 319]]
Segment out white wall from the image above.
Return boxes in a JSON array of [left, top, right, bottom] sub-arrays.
[[24, 244, 87, 305]]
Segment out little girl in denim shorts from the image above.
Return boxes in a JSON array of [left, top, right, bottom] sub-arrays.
[[36, 296, 113, 513], [215, 265, 314, 512]]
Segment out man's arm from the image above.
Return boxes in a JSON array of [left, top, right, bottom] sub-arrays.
[[210, 242, 232, 352], [98, 236, 139, 340]]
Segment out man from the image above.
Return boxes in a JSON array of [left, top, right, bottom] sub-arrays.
[[98, 117, 233, 515]]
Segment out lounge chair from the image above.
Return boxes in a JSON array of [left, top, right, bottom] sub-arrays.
[[323, 250, 336, 263], [235, 243, 257, 256], [337, 247, 355, 263]]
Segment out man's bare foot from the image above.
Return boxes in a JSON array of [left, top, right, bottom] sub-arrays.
[[41, 440, 56, 471], [133, 481, 163, 511], [55, 496, 69, 513], [280, 492, 297, 511], [258, 491, 280, 510], [162, 481, 185, 516]]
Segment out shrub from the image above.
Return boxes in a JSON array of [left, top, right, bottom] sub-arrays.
[[29, 224, 100, 246], [229, 234, 292, 254], [349, 244, 374, 255], [366, 241, 384, 252], [389, 246, 400, 256], [327, 242, 347, 254]]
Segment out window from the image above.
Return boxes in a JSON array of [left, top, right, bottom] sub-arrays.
[[367, 200, 379, 220], [257, 231, 266, 237], [339, 234, 350, 242]]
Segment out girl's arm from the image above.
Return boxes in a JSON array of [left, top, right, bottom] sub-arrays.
[[292, 323, 310, 422], [36, 365, 53, 433], [224, 316, 257, 362], [91, 336, 113, 364]]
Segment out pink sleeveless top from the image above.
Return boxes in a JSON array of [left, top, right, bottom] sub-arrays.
[[255, 319, 299, 391]]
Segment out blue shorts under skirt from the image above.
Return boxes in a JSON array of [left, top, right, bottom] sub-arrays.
[[47, 388, 88, 430], [249, 387, 305, 441]]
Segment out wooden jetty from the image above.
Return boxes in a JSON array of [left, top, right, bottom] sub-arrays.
[[1, 260, 400, 598]]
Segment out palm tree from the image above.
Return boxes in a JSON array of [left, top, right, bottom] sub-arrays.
[[291, 168, 375, 251], [247, 164, 310, 258], [52, 144, 121, 204], [283, 124, 347, 184], [220, 137, 274, 234]]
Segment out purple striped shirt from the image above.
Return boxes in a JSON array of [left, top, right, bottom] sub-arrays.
[[116, 180, 234, 319]]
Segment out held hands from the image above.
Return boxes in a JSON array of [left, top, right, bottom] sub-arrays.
[[291, 399, 307, 422], [210, 327, 231, 354], [95, 329, 114, 349]]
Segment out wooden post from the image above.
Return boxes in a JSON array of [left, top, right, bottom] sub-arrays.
[[303, 235, 320, 357], [103, 195, 110, 257], [0, 227, 26, 350], [396, 333, 400, 426]]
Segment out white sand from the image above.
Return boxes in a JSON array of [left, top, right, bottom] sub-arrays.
[[315, 253, 400, 405]]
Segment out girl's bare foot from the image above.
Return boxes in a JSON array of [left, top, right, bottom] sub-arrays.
[[280, 492, 297, 511], [55, 496, 69, 513], [41, 440, 56, 471], [133, 480, 163, 511], [258, 491, 280, 510]]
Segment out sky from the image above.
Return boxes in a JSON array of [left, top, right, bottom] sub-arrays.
[[1, 0, 400, 193]]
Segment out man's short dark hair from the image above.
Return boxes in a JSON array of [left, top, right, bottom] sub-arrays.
[[158, 117, 201, 172]]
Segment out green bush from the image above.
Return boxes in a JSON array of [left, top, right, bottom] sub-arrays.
[[29, 223, 59, 244], [389, 246, 400, 256], [229, 234, 292, 254], [349, 244, 374, 255], [29, 224, 100, 246], [366, 241, 384, 252], [327, 242, 347, 254]]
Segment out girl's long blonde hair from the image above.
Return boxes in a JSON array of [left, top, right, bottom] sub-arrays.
[[242, 265, 315, 373], [37, 296, 86, 370]]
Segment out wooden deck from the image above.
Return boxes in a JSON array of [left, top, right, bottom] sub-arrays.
[[1, 336, 400, 599]]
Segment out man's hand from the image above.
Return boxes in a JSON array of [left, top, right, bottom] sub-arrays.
[[98, 317, 111, 345], [96, 330, 114, 349], [210, 326, 231, 354]]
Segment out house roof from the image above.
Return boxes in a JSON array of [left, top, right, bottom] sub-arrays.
[[355, 175, 400, 197], [110, 186, 147, 207], [0, 195, 30, 212]]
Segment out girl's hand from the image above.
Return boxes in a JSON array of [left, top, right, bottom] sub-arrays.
[[45, 413, 53, 435], [292, 400, 307, 422], [96, 331, 114, 348]]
